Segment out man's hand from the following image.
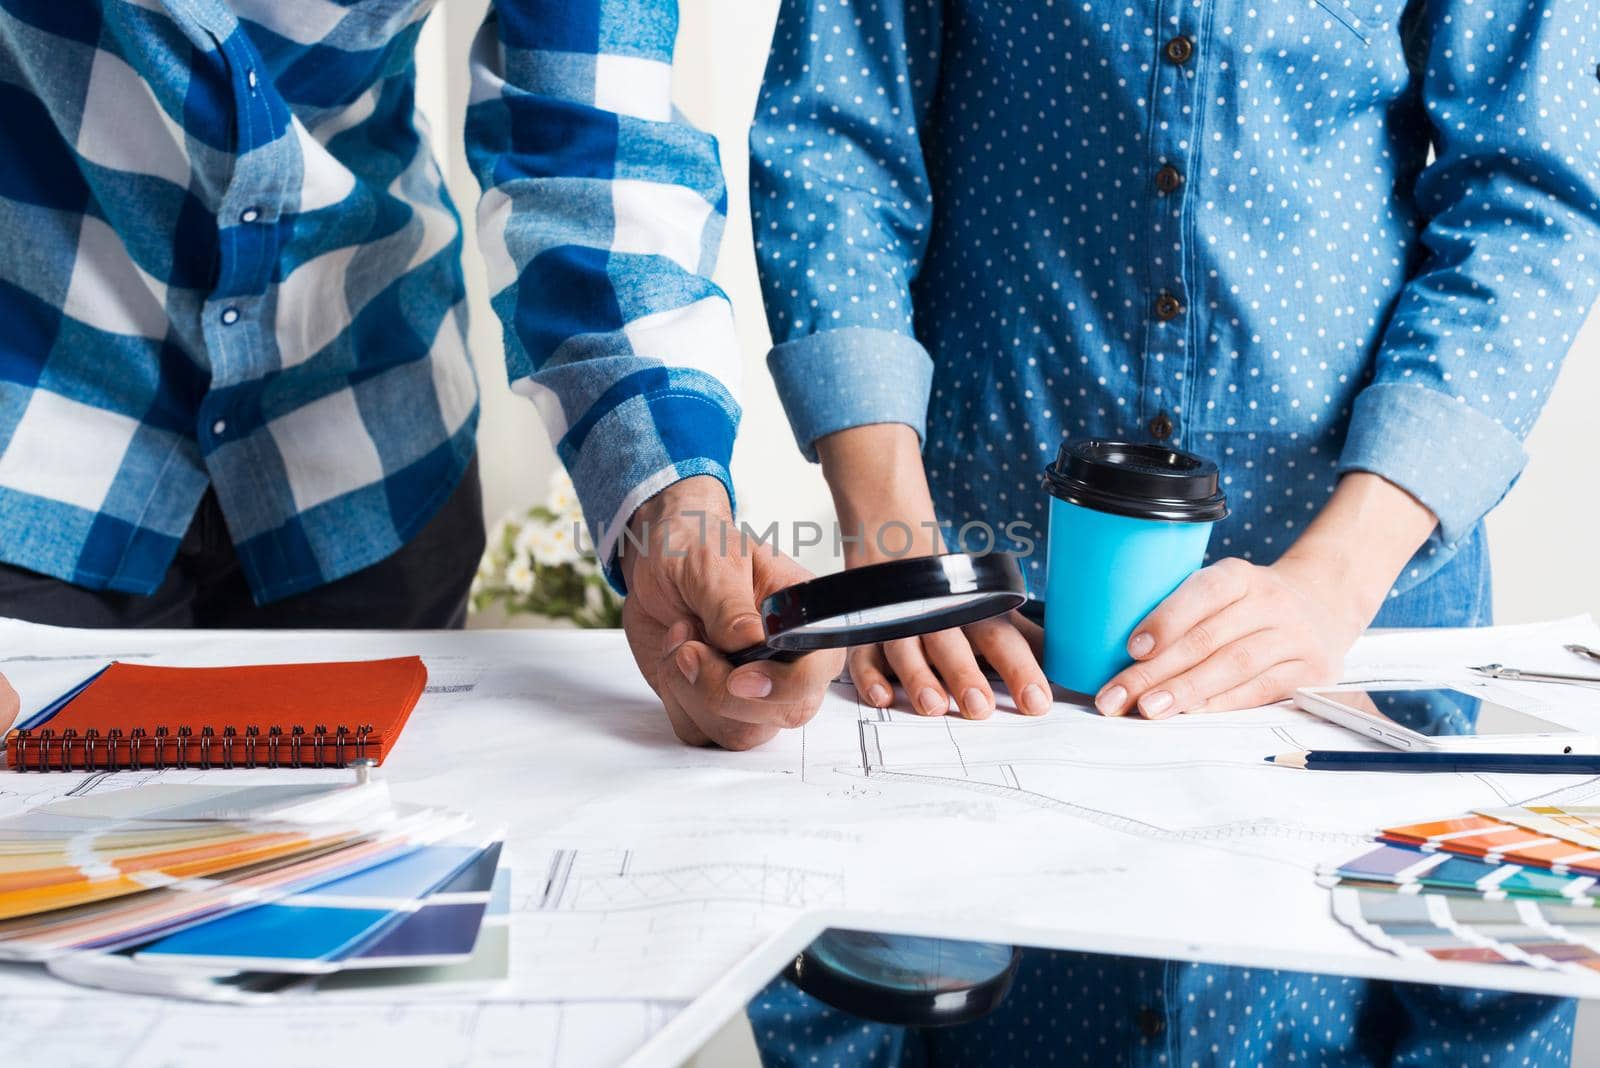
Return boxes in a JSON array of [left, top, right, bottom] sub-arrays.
[[1094, 472, 1438, 718], [816, 424, 1052, 719], [0, 672, 16, 730], [620, 476, 844, 750]]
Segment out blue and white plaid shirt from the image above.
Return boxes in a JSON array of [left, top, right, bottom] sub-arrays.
[[0, 0, 739, 602]]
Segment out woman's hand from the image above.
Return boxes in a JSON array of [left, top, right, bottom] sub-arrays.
[[1094, 472, 1439, 718], [1091, 556, 1363, 717], [816, 424, 1052, 719]]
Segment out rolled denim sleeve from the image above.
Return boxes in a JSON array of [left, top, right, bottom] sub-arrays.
[[1336, 0, 1600, 551], [766, 328, 934, 462], [750, 0, 944, 460], [467, 1, 741, 588]]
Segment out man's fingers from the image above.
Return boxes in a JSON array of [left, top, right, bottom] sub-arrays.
[[848, 646, 895, 708], [1125, 558, 1253, 661], [658, 691, 714, 747], [658, 646, 783, 749], [725, 647, 846, 715], [0, 673, 17, 730], [919, 629, 993, 719], [664, 639, 835, 734], [883, 637, 951, 716], [965, 619, 1050, 716]]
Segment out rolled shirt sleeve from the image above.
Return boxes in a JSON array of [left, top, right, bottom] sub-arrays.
[[1336, 0, 1600, 551], [750, 0, 944, 460], [466, 1, 742, 588]]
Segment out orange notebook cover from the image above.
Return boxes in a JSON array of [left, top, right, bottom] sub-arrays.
[[3, 657, 427, 772]]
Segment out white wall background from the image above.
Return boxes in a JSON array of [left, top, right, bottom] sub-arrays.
[[414, 6, 1599, 1061]]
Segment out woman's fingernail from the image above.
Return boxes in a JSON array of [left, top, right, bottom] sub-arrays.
[[728, 671, 773, 699], [1020, 684, 1049, 715], [917, 688, 947, 716], [962, 688, 991, 718], [675, 645, 699, 685], [663, 620, 691, 655], [1128, 632, 1155, 658], [867, 683, 892, 707], [1095, 685, 1127, 716], [1140, 690, 1175, 717]]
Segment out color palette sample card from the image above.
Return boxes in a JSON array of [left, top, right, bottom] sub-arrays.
[[1326, 805, 1600, 976], [0, 782, 507, 1003]]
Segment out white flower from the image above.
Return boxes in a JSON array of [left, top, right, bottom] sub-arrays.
[[506, 554, 536, 595], [512, 520, 543, 561], [528, 519, 583, 567], [544, 469, 583, 522]]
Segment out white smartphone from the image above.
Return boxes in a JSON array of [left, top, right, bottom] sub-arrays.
[[1294, 683, 1600, 755]]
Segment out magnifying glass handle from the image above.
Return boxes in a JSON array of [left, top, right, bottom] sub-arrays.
[[727, 644, 804, 667]]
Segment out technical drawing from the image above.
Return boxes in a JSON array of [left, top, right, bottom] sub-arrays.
[[538, 849, 844, 912]]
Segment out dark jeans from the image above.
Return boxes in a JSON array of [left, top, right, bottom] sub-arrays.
[[0, 457, 485, 630]]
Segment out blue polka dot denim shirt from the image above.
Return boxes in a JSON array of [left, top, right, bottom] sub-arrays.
[[747, 1, 1598, 1063], [750, 0, 1600, 595]]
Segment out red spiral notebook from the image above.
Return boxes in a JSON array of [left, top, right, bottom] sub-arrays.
[[3, 657, 428, 772]]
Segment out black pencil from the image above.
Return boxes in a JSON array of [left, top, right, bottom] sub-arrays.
[[1267, 750, 1600, 774]]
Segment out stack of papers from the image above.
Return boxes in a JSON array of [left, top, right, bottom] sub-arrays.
[[1324, 806, 1600, 974], [0, 781, 509, 1001]]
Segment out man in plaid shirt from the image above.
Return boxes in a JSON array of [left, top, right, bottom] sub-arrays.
[[0, 2, 840, 746]]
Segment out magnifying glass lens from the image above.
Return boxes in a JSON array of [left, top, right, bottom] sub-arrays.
[[788, 592, 1005, 637]]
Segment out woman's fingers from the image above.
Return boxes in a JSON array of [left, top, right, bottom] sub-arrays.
[[1129, 631, 1297, 718], [1095, 598, 1270, 716], [920, 628, 994, 719], [883, 636, 952, 716], [849, 645, 895, 708], [1010, 610, 1045, 660], [1188, 660, 1315, 715], [965, 618, 1050, 715], [1125, 559, 1253, 661]]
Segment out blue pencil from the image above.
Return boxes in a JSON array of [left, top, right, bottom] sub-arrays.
[[1267, 750, 1600, 774]]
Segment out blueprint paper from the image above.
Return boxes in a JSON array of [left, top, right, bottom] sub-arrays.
[[3, 615, 1600, 1067]]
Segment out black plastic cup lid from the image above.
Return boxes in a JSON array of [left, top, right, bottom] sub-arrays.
[[1044, 440, 1227, 523]]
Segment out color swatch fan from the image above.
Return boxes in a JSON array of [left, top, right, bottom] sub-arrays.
[[0, 781, 508, 1003], [1322, 806, 1600, 976]]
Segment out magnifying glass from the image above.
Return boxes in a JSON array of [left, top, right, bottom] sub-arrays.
[[785, 928, 1023, 1028], [728, 552, 1028, 666]]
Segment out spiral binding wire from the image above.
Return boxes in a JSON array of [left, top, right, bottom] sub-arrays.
[[7, 724, 375, 772]]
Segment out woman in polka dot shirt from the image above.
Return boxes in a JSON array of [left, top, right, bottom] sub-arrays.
[[746, 0, 1600, 1063]]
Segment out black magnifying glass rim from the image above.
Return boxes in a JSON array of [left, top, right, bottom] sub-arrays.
[[784, 928, 1023, 1029], [728, 552, 1026, 666]]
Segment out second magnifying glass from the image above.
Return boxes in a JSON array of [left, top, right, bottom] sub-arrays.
[[727, 552, 1028, 666]]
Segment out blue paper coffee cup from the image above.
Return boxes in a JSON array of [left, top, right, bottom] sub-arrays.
[[1041, 441, 1227, 694]]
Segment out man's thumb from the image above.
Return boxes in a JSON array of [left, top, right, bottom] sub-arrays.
[[683, 562, 766, 655]]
